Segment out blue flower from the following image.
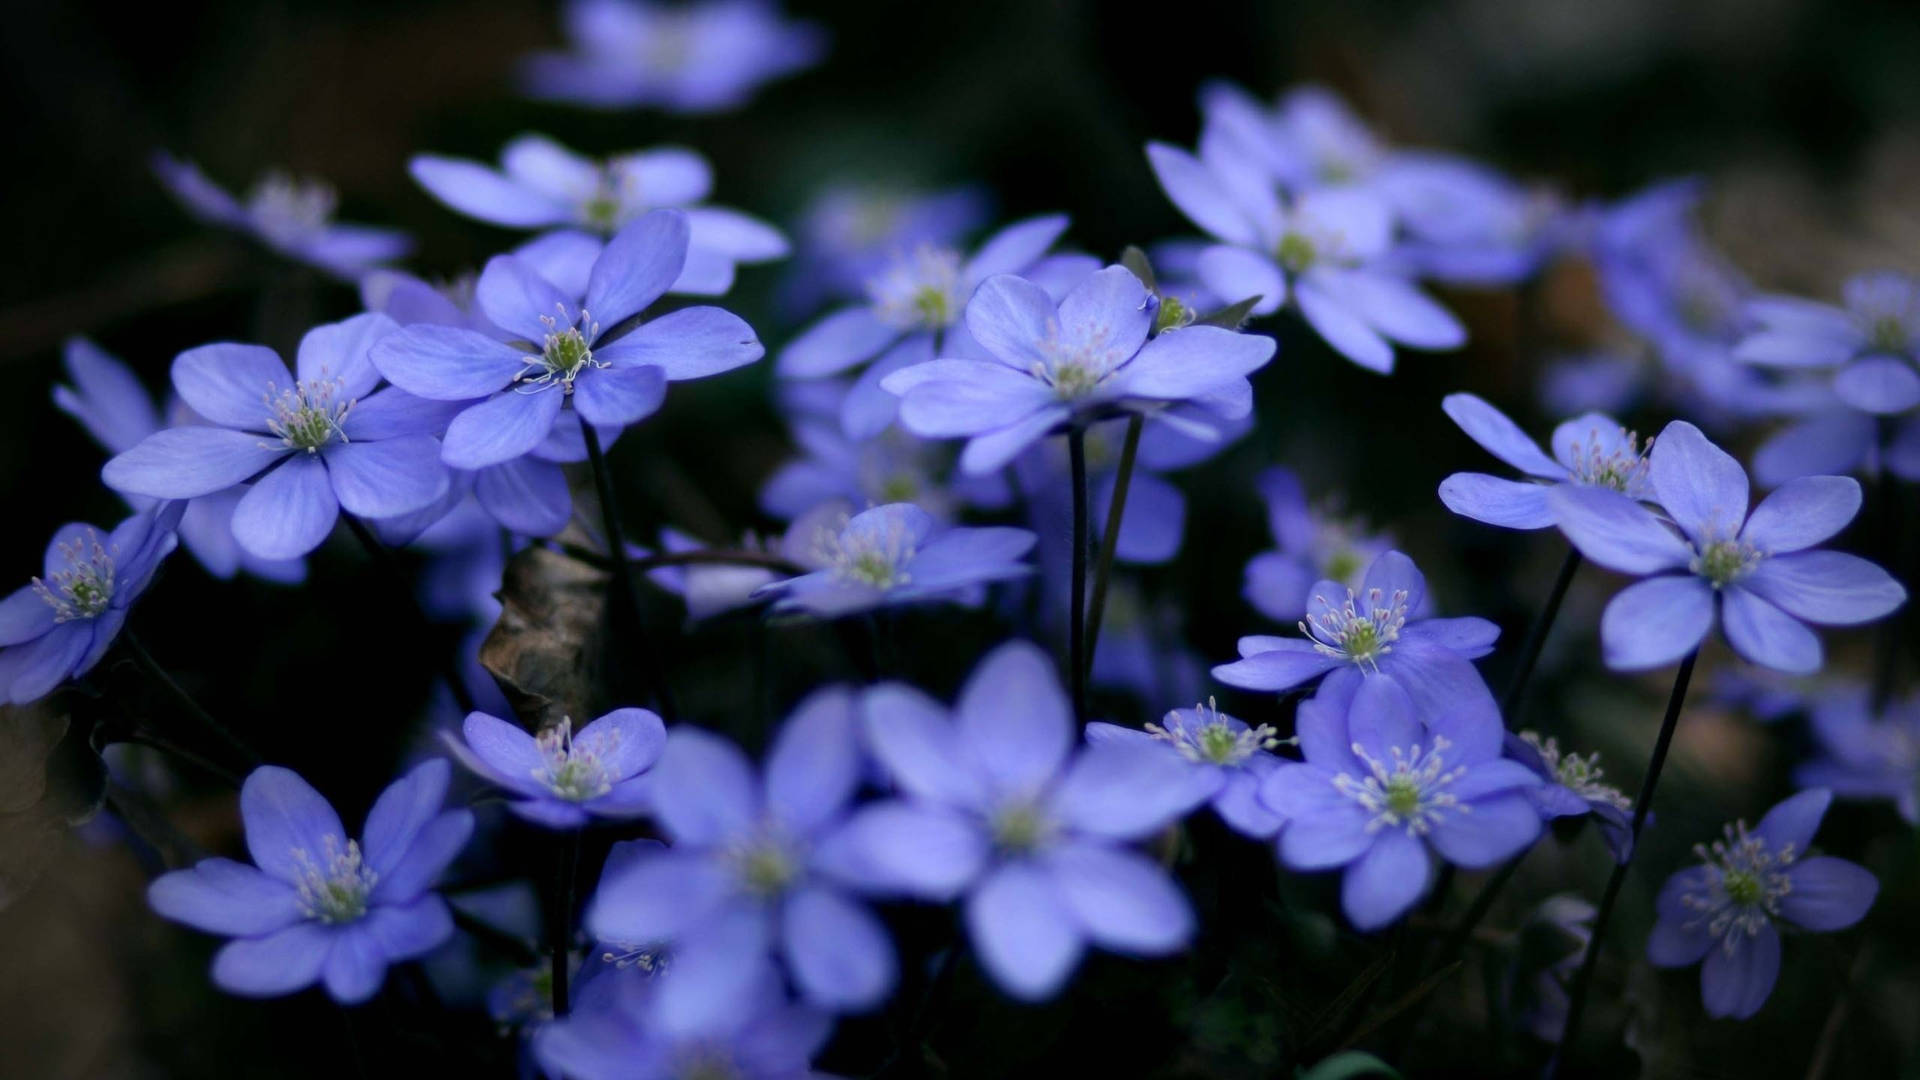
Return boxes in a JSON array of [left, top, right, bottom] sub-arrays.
[[1260, 678, 1542, 929], [782, 183, 990, 315], [147, 761, 473, 1003], [586, 688, 899, 1012], [370, 209, 763, 470], [446, 709, 665, 829], [1647, 789, 1876, 1019], [882, 266, 1274, 474], [1795, 684, 1920, 825], [1144, 139, 1465, 373], [535, 960, 831, 1080], [1088, 698, 1284, 839], [1548, 420, 1906, 673], [54, 338, 307, 583], [410, 135, 787, 296], [152, 153, 410, 280], [755, 502, 1034, 619], [102, 314, 453, 560], [838, 642, 1213, 1000], [1504, 730, 1634, 862], [0, 503, 181, 704], [519, 0, 827, 114], [1213, 549, 1503, 728], [1438, 394, 1654, 530], [779, 214, 1083, 439], [1244, 466, 1394, 623]]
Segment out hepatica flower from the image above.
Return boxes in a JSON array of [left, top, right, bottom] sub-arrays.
[[147, 761, 473, 1004], [153, 153, 409, 280], [1213, 549, 1502, 726], [1795, 684, 1920, 824], [1548, 420, 1906, 673], [446, 709, 664, 828], [784, 182, 990, 312], [0, 504, 180, 705], [1145, 140, 1464, 373], [54, 338, 306, 583], [101, 314, 451, 560], [1648, 789, 1876, 1019], [756, 502, 1034, 619], [1087, 698, 1284, 839], [842, 642, 1212, 1000], [587, 688, 898, 1012], [882, 266, 1274, 474], [410, 134, 787, 296], [371, 209, 763, 470], [1260, 678, 1541, 929], [1243, 466, 1393, 623], [519, 0, 827, 113], [1437, 393, 1653, 530], [1505, 730, 1634, 862]]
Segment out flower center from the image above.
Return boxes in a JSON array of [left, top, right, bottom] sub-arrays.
[[1275, 231, 1318, 274], [1690, 538, 1762, 588], [32, 530, 116, 622], [1322, 548, 1363, 587], [1519, 731, 1631, 810], [1566, 428, 1651, 493], [869, 245, 963, 330], [265, 377, 353, 452], [815, 515, 917, 589], [580, 166, 635, 232], [533, 718, 614, 802], [293, 836, 377, 924], [990, 803, 1052, 855], [1146, 698, 1280, 766], [246, 172, 337, 243], [1868, 315, 1910, 355], [674, 1052, 741, 1080], [1152, 295, 1193, 335], [1333, 735, 1467, 837], [517, 306, 606, 393], [730, 837, 797, 898], [1300, 586, 1408, 671], [1680, 820, 1795, 948]]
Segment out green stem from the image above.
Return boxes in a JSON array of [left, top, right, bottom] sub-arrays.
[[549, 828, 579, 1017], [122, 632, 258, 773], [1501, 546, 1582, 719], [1547, 650, 1698, 1078], [580, 424, 677, 722], [1082, 415, 1143, 685], [1067, 426, 1090, 726]]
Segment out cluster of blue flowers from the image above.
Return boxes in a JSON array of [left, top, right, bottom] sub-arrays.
[[13, 2, 1916, 1075]]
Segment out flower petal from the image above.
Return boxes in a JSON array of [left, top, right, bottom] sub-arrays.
[[965, 863, 1084, 1001], [1833, 355, 1920, 415], [409, 154, 568, 227], [1427, 792, 1540, 868], [828, 801, 988, 899], [369, 325, 527, 401], [1440, 393, 1565, 479], [1599, 575, 1714, 672], [360, 759, 453, 877], [1721, 587, 1822, 675], [1341, 831, 1430, 931], [957, 406, 1072, 475], [1547, 485, 1692, 575], [955, 641, 1071, 797], [1741, 476, 1862, 553], [1437, 473, 1555, 529], [596, 306, 763, 380], [651, 728, 760, 845], [240, 766, 348, 886], [474, 457, 572, 536], [148, 858, 303, 936], [586, 208, 690, 326], [1753, 788, 1831, 852], [573, 364, 667, 427], [211, 922, 331, 997], [859, 683, 985, 810], [1650, 419, 1749, 546], [296, 312, 394, 399], [1211, 639, 1342, 692], [1700, 923, 1780, 1019], [1144, 142, 1259, 247], [587, 847, 736, 946], [364, 894, 455, 962], [1109, 324, 1276, 400], [777, 306, 897, 377], [781, 886, 896, 1011], [367, 810, 472, 904], [1297, 275, 1394, 373], [171, 343, 285, 430], [1742, 552, 1907, 626], [477, 255, 577, 343], [964, 274, 1057, 372], [1194, 245, 1285, 315], [963, 213, 1070, 283], [324, 435, 449, 519], [441, 390, 565, 470], [323, 924, 390, 1003], [576, 707, 667, 784], [232, 456, 338, 560], [1046, 842, 1193, 954], [765, 686, 861, 835], [1779, 855, 1877, 931]]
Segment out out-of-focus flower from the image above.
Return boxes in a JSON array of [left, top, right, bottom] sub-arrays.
[[1088, 698, 1284, 839], [783, 183, 990, 314], [147, 761, 472, 1003], [1796, 684, 1920, 824], [103, 315, 452, 560], [1509, 895, 1595, 1041], [371, 209, 762, 470], [1213, 550, 1502, 727], [0, 503, 181, 704], [410, 135, 786, 296], [54, 338, 306, 582], [153, 153, 410, 279], [1549, 420, 1905, 673], [1504, 730, 1634, 862], [1243, 467, 1393, 624], [519, 0, 826, 114], [1260, 678, 1541, 930], [883, 266, 1273, 474], [841, 642, 1213, 1000], [1438, 394, 1652, 530], [1648, 790, 1876, 1019], [755, 502, 1034, 619], [446, 709, 664, 828], [587, 688, 897, 1012]]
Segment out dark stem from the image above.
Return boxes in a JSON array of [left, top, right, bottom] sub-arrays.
[[1436, 852, 1527, 971], [580, 423, 677, 721], [342, 516, 477, 716], [1501, 546, 1583, 719], [1082, 415, 1143, 685], [1547, 650, 1698, 1078], [1067, 426, 1090, 726], [557, 542, 806, 577], [549, 828, 580, 1017], [121, 632, 258, 773], [124, 731, 245, 788]]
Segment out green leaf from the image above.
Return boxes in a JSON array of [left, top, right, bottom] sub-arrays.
[[1295, 1050, 1402, 1080], [1195, 294, 1263, 328], [1120, 245, 1156, 291]]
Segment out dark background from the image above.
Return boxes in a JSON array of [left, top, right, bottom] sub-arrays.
[[3, 1, 1918, 1077]]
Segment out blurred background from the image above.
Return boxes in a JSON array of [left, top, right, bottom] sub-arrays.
[[3, 0, 1918, 1076]]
